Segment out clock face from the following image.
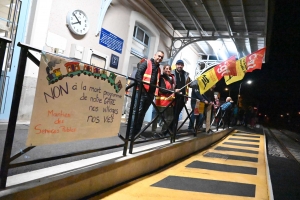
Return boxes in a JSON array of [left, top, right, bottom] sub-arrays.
[[66, 10, 89, 35]]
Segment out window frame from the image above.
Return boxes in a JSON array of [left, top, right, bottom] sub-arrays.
[[132, 25, 150, 47]]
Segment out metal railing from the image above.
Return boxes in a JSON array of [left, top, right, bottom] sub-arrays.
[[0, 40, 199, 189]]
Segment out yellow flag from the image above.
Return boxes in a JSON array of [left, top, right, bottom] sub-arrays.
[[224, 57, 247, 85], [197, 67, 219, 94]]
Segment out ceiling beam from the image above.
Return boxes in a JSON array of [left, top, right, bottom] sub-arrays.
[[159, 0, 187, 30], [189, 32, 208, 54], [217, 0, 242, 58], [196, 0, 230, 57], [179, 0, 204, 36], [240, 0, 248, 33], [264, 0, 268, 47], [173, 34, 265, 40], [240, 0, 253, 53]]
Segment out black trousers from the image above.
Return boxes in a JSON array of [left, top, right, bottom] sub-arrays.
[[168, 95, 185, 135]]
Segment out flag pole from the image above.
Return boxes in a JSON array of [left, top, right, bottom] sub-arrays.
[[178, 79, 197, 91], [165, 80, 197, 100]]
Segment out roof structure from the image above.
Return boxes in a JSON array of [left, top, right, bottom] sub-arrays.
[[148, 0, 268, 74]]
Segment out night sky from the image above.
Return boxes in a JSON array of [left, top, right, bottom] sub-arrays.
[[216, 0, 300, 127]]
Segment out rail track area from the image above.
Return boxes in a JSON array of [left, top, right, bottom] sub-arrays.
[[86, 130, 270, 200], [264, 128, 300, 199]]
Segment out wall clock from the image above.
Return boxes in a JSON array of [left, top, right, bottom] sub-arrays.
[[66, 9, 89, 35]]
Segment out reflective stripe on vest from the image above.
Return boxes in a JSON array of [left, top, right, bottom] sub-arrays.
[[155, 76, 175, 107], [142, 60, 160, 96]]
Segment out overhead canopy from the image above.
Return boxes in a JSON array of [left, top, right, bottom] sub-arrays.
[[148, 0, 267, 61]]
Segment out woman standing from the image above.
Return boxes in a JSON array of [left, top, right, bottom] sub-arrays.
[[152, 65, 175, 137]]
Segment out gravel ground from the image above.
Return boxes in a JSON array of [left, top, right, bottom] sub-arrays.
[[264, 129, 286, 158]]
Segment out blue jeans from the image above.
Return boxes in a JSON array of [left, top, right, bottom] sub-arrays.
[[129, 91, 154, 137]]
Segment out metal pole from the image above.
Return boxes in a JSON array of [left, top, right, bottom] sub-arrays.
[[0, 37, 11, 78], [0, 45, 28, 189], [238, 82, 242, 107]]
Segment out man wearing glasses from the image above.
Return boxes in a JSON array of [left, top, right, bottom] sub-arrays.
[[129, 50, 164, 139]]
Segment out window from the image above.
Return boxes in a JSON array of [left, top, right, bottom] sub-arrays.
[[133, 25, 149, 47]]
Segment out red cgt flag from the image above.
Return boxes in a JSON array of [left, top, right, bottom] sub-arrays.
[[246, 47, 266, 72], [214, 56, 237, 79]]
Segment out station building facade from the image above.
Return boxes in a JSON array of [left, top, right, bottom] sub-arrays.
[[0, 0, 199, 122]]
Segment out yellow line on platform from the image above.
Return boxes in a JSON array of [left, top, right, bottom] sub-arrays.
[[91, 131, 270, 200]]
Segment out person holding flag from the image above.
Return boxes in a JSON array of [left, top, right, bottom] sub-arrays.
[[169, 60, 191, 136]]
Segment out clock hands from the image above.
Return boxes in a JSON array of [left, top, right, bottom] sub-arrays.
[[67, 9, 89, 35], [72, 12, 81, 25]]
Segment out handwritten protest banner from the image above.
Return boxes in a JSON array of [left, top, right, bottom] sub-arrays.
[[26, 53, 126, 146]]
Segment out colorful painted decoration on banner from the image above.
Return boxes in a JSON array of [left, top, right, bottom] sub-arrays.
[[46, 61, 122, 93]]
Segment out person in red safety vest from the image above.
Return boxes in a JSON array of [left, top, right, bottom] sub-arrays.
[[152, 65, 175, 137], [129, 50, 164, 139]]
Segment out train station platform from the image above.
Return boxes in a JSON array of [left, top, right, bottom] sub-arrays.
[[85, 128, 272, 200], [2, 123, 300, 199], [0, 124, 300, 200]]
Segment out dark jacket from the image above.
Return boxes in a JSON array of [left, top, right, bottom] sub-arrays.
[[171, 69, 190, 95], [159, 73, 174, 95], [135, 58, 160, 94], [202, 89, 214, 103], [191, 88, 205, 107]]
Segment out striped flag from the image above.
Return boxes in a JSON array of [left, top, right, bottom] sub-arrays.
[[197, 56, 236, 94], [224, 47, 266, 85]]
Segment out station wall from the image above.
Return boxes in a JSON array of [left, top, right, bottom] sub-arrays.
[[16, 0, 199, 122]]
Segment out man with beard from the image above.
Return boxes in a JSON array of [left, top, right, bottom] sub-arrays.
[[129, 51, 164, 139], [168, 60, 191, 137]]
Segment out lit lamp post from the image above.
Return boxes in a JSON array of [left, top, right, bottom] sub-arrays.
[[225, 88, 230, 96], [238, 80, 252, 108]]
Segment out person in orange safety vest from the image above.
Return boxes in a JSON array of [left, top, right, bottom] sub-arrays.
[[129, 50, 164, 139], [152, 65, 175, 137]]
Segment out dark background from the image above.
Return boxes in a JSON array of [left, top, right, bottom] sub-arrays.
[[216, 0, 300, 131]]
